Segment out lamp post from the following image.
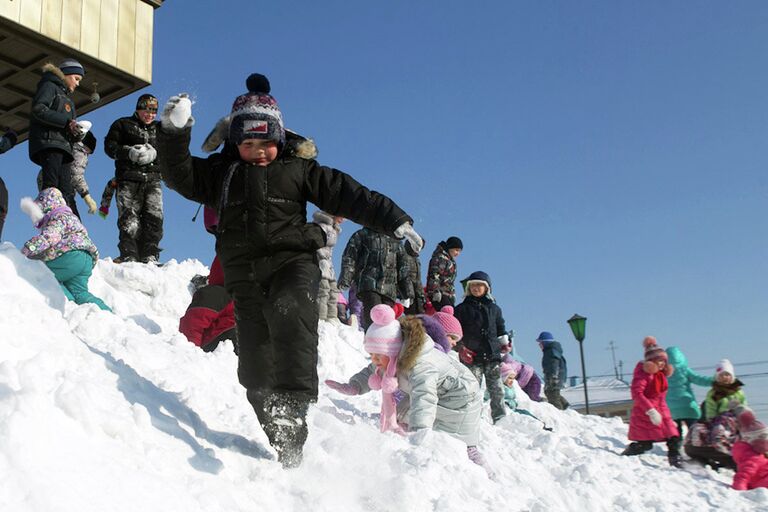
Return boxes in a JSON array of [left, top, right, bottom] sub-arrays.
[[567, 314, 589, 414]]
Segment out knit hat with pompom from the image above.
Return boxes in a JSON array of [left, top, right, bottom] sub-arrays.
[[432, 305, 463, 340], [642, 336, 674, 376], [228, 73, 285, 148], [363, 305, 405, 434], [643, 336, 668, 362]]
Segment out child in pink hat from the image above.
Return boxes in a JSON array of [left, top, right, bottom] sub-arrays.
[[327, 305, 493, 477], [732, 405, 768, 490], [622, 336, 681, 467]]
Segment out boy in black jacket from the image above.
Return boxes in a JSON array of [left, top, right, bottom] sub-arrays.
[[454, 271, 510, 423], [157, 74, 423, 467]]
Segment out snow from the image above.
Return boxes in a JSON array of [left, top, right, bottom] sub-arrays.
[[1, 241, 766, 512]]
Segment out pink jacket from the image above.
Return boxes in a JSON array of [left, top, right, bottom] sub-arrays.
[[628, 361, 679, 441], [732, 441, 768, 490]]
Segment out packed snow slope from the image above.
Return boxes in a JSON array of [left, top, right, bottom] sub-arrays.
[[1, 242, 766, 512]]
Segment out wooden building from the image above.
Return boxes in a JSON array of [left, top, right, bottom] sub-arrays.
[[0, 0, 163, 141]]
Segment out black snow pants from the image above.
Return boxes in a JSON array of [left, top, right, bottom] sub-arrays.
[[39, 148, 79, 217], [0, 176, 7, 240], [226, 251, 321, 467]]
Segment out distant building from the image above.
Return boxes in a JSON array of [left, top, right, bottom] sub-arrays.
[[0, 0, 163, 141], [562, 377, 633, 422]]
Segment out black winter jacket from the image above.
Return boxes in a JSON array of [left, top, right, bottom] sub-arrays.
[[158, 127, 412, 286], [338, 228, 409, 301], [541, 341, 568, 389], [28, 64, 76, 164], [104, 114, 162, 182], [454, 295, 507, 362]]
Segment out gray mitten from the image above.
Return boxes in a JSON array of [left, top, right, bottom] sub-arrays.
[[201, 115, 231, 153]]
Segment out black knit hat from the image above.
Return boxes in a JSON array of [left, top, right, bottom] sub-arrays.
[[444, 236, 463, 250]]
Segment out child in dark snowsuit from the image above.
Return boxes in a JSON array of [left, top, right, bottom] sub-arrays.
[[454, 271, 509, 424], [622, 337, 681, 467], [425, 236, 462, 311], [537, 331, 569, 410], [37, 132, 99, 217], [21, 188, 110, 311], [156, 74, 422, 468], [338, 227, 408, 329]]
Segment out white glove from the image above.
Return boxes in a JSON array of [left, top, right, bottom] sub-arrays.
[[161, 93, 194, 130], [497, 334, 510, 353], [128, 144, 145, 163], [646, 408, 662, 426], [394, 223, 423, 253], [143, 144, 157, 164], [401, 298, 412, 308], [128, 144, 156, 165]]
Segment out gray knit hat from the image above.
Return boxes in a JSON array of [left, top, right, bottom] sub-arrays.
[[58, 58, 85, 76]]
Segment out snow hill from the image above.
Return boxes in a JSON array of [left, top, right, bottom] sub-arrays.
[[1, 241, 766, 512]]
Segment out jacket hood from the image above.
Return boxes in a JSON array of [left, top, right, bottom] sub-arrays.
[[461, 271, 492, 294], [666, 346, 688, 369], [41, 62, 66, 84], [397, 315, 430, 372], [36, 187, 67, 213]]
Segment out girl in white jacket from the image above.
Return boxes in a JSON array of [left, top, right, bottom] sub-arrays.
[[328, 304, 492, 476]]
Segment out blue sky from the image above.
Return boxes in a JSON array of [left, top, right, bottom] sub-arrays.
[[2, 1, 767, 404]]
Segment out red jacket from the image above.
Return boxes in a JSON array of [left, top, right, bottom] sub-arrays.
[[628, 361, 679, 441], [179, 257, 235, 350], [732, 441, 768, 490]]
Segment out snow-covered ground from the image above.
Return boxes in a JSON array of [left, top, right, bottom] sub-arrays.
[[1, 241, 766, 512]]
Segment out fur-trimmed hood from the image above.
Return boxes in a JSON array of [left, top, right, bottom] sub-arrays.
[[41, 62, 66, 83], [397, 315, 431, 372]]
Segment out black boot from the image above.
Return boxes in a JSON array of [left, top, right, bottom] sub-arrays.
[[621, 441, 653, 456], [667, 451, 683, 468], [247, 390, 310, 468], [666, 437, 683, 468]]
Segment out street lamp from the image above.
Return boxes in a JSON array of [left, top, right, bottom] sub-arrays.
[[567, 314, 589, 414]]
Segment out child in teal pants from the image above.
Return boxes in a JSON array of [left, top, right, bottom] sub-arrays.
[[21, 187, 111, 311]]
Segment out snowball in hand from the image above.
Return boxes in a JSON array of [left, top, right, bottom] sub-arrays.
[[170, 95, 192, 128]]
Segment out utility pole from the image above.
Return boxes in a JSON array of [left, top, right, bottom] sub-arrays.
[[608, 340, 619, 380]]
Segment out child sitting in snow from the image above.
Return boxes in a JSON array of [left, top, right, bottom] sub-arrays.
[[497, 362, 548, 428], [622, 336, 682, 467], [21, 187, 111, 311], [684, 359, 747, 470], [703, 359, 746, 421], [326, 305, 492, 476], [731, 405, 768, 490], [501, 355, 543, 402], [156, 73, 422, 468]]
